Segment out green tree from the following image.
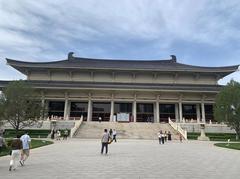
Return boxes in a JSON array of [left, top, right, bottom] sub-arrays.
[[0, 91, 5, 128], [214, 80, 240, 140], [0, 80, 43, 134]]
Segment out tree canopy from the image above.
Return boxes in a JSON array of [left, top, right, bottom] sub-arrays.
[[214, 80, 240, 140], [0, 91, 4, 128], [0, 80, 43, 133]]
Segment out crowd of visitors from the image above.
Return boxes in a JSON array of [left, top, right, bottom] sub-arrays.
[[51, 128, 69, 140], [8, 131, 31, 171], [157, 130, 172, 144], [100, 128, 117, 154]]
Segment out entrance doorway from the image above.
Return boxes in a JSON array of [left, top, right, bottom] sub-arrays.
[[137, 103, 154, 122], [114, 102, 132, 122], [159, 104, 175, 123], [182, 104, 197, 121], [48, 101, 64, 118], [70, 102, 88, 121], [205, 104, 215, 123], [92, 102, 111, 121]]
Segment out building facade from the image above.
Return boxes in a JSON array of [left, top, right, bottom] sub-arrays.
[[0, 53, 238, 123]]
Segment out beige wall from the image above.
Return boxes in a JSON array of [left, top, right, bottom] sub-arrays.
[[93, 72, 112, 82], [135, 73, 154, 83], [51, 71, 69, 81], [114, 92, 135, 100], [28, 71, 49, 80], [155, 73, 174, 84], [72, 71, 91, 82], [42, 89, 216, 103], [114, 72, 133, 83], [28, 70, 218, 85]]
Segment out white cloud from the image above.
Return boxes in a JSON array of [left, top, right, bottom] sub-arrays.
[[1, 0, 240, 49], [0, 0, 240, 83], [218, 70, 240, 85]]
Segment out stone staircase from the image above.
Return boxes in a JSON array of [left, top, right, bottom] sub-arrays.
[[74, 122, 179, 140]]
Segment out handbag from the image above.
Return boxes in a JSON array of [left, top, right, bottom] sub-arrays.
[[108, 136, 113, 144]]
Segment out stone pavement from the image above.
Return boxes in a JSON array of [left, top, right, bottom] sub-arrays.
[[0, 139, 239, 179]]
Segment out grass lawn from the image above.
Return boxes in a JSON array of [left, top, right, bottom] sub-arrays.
[[214, 143, 240, 150], [0, 139, 53, 157]]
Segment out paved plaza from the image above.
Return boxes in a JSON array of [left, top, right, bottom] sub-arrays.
[[0, 139, 239, 179]]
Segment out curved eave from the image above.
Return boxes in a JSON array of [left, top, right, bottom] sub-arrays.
[[6, 58, 239, 74]]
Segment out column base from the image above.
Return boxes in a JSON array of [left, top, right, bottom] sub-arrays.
[[197, 129, 210, 141], [197, 135, 210, 141]]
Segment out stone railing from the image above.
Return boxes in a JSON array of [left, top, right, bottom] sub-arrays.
[[168, 117, 187, 140], [44, 116, 83, 121], [70, 116, 83, 138]]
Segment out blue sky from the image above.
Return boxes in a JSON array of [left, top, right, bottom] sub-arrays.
[[0, 0, 239, 84]]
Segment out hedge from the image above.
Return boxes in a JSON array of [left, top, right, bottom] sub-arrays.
[[187, 132, 239, 141], [3, 129, 51, 138]]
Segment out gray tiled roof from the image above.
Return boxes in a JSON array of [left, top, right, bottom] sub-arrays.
[[0, 80, 222, 93], [6, 56, 239, 73]]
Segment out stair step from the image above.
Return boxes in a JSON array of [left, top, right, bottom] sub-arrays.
[[74, 122, 179, 140]]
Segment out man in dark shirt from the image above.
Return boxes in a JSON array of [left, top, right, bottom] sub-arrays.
[[101, 129, 110, 154]]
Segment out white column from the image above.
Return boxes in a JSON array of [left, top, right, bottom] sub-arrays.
[[87, 99, 92, 122], [41, 92, 45, 119], [196, 104, 201, 123], [179, 101, 183, 122], [110, 100, 114, 121], [175, 103, 179, 122], [201, 101, 206, 123], [64, 98, 69, 120], [67, 101, 71, 120], [156, 101, 159, 123], [133, 101, 137, 122]]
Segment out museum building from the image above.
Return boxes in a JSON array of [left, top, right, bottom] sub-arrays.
[[1, 53, 239, 123]]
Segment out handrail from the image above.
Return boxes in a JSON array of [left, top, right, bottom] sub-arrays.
[[168, 117, 187, 140], [70, 116, 83, 138]]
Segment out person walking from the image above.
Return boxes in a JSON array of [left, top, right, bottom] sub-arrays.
[[164, 131, 168, 142], [101, 129, 110, 154], [98, 116, 102, 123], [160, 131, 165, 144], [9, 135, 22, 171], [179, 133, 183, 143], [51, 129, 55, 140], [109, 129, 113, 138], [20, 131, 31, 166], [0, 134, 6, 154], [112, 129, 117, 142], [63, 129, 69, 140], [56, 130, 61, 140], [157, 131, 162, 144], [167, 131, 172, 141]]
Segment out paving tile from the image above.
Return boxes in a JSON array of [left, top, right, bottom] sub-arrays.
[[0, 139, 239, 179]]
